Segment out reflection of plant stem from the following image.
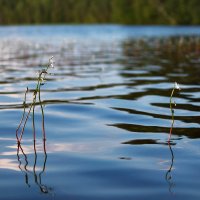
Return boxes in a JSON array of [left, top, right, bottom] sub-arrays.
[[165, 142, 175, 194], [17, 142, 30, 187], [39, 140, 48, 193], [17, 134, 49, 193], [33, 138, 49, 193], [33, 139, 38, 183]]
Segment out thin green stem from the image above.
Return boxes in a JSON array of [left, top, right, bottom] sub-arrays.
[[32, 95, 36, 142], [19, 76, 40, 142], [38, 82, 46, 141], [16, 87, 28, 142], [169, 88, 175, 113], [18, 103, 33, 142], [168, 88, 175, 143], [32, 73, 42, 142]]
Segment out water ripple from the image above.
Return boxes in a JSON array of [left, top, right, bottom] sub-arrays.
[[1, 26, 200, 199]]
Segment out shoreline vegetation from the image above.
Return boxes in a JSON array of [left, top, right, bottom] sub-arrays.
[[0, 0, 200, 25]]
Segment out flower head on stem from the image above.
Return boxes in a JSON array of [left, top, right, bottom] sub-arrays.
[[174, 82, 181, 90]]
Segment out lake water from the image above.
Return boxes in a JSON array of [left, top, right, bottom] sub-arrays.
[[0, 25, 200, 200]]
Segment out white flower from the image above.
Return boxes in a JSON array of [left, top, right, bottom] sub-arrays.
[[36, 71, 40, 77], [174, 82, 181, 90], [49, 56, 54, 68]]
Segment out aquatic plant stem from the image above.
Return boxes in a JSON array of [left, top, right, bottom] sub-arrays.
[[168, 88, 175, 143], [16, 87, 28, 142], [32, 95, 37, 142], [38, 82, 46, 141], [18, 103, 34, 142], [29, 73, 41, 142], [18, 70, 44, 142], [17, 56, 54, 143], [168, 82, 181, 143]]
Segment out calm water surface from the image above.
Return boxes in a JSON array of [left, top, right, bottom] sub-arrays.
[[0, 25, 200, 200]]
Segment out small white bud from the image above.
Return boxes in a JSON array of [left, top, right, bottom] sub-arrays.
[[49, 56, 54, 68], [174, 82, 181, 90]]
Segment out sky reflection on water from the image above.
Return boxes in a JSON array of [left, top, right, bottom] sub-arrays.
[[0, 25, 200, 200]]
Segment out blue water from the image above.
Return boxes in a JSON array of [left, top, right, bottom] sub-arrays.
[[0, 25, 200, 200]]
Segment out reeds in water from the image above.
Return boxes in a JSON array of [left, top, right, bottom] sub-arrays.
[[16, 56, 54, 143], [16, 56, 54, 194]]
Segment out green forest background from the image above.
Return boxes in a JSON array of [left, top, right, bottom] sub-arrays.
[[0, 0, 199, 25]]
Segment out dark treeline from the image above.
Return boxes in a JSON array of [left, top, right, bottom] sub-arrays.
[[0, 0, 200, 25]]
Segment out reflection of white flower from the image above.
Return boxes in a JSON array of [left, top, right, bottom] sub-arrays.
[[49, 56, 54, 68], [174, 82, 181, 90]]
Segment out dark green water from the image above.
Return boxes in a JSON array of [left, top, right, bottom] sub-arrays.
[[0, 25, 200, 200]]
